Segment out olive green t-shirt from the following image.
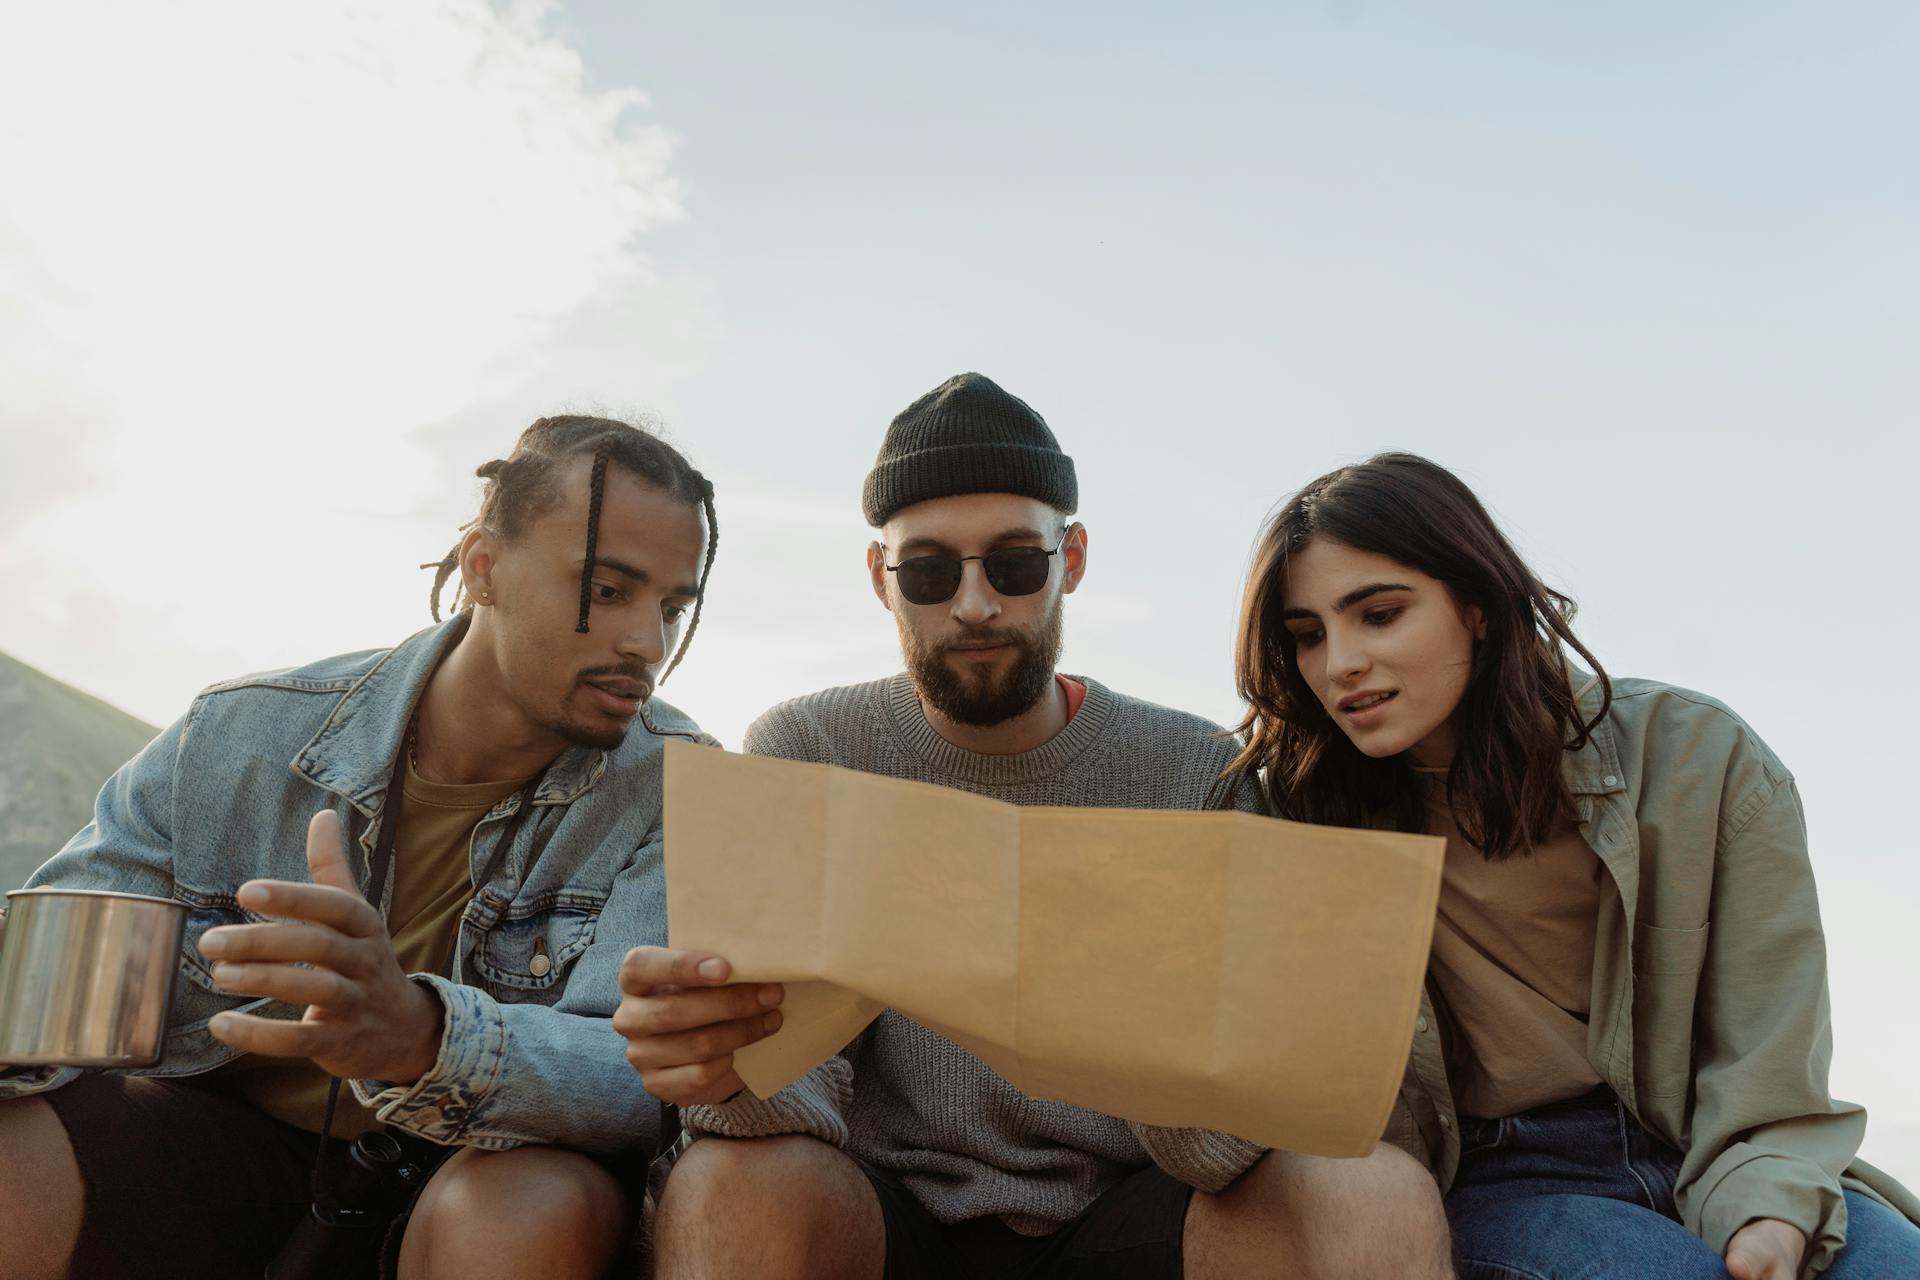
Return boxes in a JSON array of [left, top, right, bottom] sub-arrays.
[[227, 761, 529, 1136]]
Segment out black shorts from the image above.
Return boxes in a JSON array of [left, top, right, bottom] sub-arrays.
[[860, 1161, 1192, 1280], [42, 1073, 446, 1280]]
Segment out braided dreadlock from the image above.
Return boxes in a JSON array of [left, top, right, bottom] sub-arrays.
[[576, 444, 613, 634], [422, 415, 719, 682]]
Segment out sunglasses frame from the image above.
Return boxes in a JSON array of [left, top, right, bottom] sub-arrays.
[[879, 531, 1070, 605]]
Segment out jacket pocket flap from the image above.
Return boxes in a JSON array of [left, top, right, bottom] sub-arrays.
[[1634, 920, 1710, 976]]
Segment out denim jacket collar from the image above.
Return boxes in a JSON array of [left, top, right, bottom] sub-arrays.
[[290, 617, 608, 819]]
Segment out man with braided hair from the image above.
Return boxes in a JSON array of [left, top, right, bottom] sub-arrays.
[[0, 415, 720, 1280]]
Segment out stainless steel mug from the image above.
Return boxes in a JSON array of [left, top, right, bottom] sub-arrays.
[[0, 888, 187, 1067]]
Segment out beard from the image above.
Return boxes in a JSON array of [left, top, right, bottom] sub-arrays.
[[550, 665, 651, 752], [901, 604, 1065, 728], [555, 713, 631, 752]]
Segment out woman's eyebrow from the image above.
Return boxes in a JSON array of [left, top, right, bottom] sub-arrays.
[[1335, 582, 1413, 612], [1281, 582, 1413, 621]]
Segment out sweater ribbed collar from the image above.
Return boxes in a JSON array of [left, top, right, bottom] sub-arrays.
[[881, 672, 1115, 785]]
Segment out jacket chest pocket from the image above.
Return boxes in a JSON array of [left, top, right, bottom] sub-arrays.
[[171, 893, 279, 1028], [466, 892, 602, 1003], [1631, 920, 1710, 1100]]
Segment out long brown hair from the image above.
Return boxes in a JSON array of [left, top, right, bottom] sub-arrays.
[[1228, 452, 1610, 858]]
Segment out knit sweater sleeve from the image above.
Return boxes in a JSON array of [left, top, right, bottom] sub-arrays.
[[1127, 1123, 1269, 1192], [682, 1055, 856, 1145]]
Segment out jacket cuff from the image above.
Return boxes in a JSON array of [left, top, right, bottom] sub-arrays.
[[350, 975, 506, 1145], [0, 1065, 71, 1096], [1691, 1151, 1846, 1278], [684, 1058, 853, 1146], [1129, 1124, 1269, 1193]]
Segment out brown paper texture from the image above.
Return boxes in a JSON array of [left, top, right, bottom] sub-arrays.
[[664, 741, 1444, 1158]]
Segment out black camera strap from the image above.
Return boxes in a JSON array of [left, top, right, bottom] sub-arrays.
[[309, 743, 410, 1207]]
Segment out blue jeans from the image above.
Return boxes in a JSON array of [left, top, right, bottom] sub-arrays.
[[1446, 1089, 1920, 1280]]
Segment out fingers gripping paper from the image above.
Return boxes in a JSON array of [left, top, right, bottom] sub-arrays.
[[664, 742, 1444, 1158]]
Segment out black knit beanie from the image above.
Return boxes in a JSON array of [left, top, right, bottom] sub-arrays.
[[862, 372, 1079, 527]]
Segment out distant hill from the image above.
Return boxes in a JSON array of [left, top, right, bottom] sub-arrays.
[[0, 652, 158, 892]]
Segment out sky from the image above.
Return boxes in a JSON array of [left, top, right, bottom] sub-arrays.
[[1, 1, 1914, 1179]]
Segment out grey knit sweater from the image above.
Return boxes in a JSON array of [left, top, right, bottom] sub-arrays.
[[684, 673, 1270, 1233]]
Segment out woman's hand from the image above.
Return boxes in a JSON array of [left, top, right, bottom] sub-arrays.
[[1724, 1218, 1807, 1280]]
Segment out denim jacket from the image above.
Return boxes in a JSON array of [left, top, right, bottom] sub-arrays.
[[0, 617, 711, 1154], [1381, 676, 1920, 1278]]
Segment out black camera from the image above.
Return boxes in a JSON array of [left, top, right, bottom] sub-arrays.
[[265, 1130, 429, 1280]]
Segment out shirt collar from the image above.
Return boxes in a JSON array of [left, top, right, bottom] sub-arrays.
[[293, 616, 606, 815], [1560, 668, 1626, 797]]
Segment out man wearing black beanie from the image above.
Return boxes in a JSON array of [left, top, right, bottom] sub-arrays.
[[860, 372, 1080, 526], [620, 374, 1455, 1279]]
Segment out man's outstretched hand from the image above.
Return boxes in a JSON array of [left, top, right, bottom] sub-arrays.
[[199, 809, 442, 1084], [614, 946, 784, 1106]]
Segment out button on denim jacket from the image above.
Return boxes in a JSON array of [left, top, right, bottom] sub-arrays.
[[0, 617, 711, 1154]]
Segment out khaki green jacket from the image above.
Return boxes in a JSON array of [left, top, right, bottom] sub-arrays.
[[1381, 677, 1919, 1279]]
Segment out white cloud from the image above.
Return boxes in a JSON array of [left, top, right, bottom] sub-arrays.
[[0, 0, 683, 712]]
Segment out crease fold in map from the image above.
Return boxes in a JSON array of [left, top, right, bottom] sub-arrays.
[[664, 742, 1445, 1158]]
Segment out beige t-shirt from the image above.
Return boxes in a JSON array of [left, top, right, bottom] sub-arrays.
[[226, 762, 529, 1136], [1425, 784, 1605, 1120]]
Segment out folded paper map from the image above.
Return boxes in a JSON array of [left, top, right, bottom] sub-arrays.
[[664, 741, 1444, 1158]]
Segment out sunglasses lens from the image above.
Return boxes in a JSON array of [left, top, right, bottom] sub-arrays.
[[983, 546, 1052, 597], [896, 556, 962, 605]]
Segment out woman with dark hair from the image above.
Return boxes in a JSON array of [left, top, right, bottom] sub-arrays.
[[1229, 453, 1920, 1280]]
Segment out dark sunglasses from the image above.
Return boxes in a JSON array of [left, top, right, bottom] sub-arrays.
[[881, 533, 1067, 605]]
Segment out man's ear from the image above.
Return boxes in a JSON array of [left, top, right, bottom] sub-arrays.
[[867, 542, 894, 611], [460, 528, 498, 605], [1060, 522, 1089, 596]]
